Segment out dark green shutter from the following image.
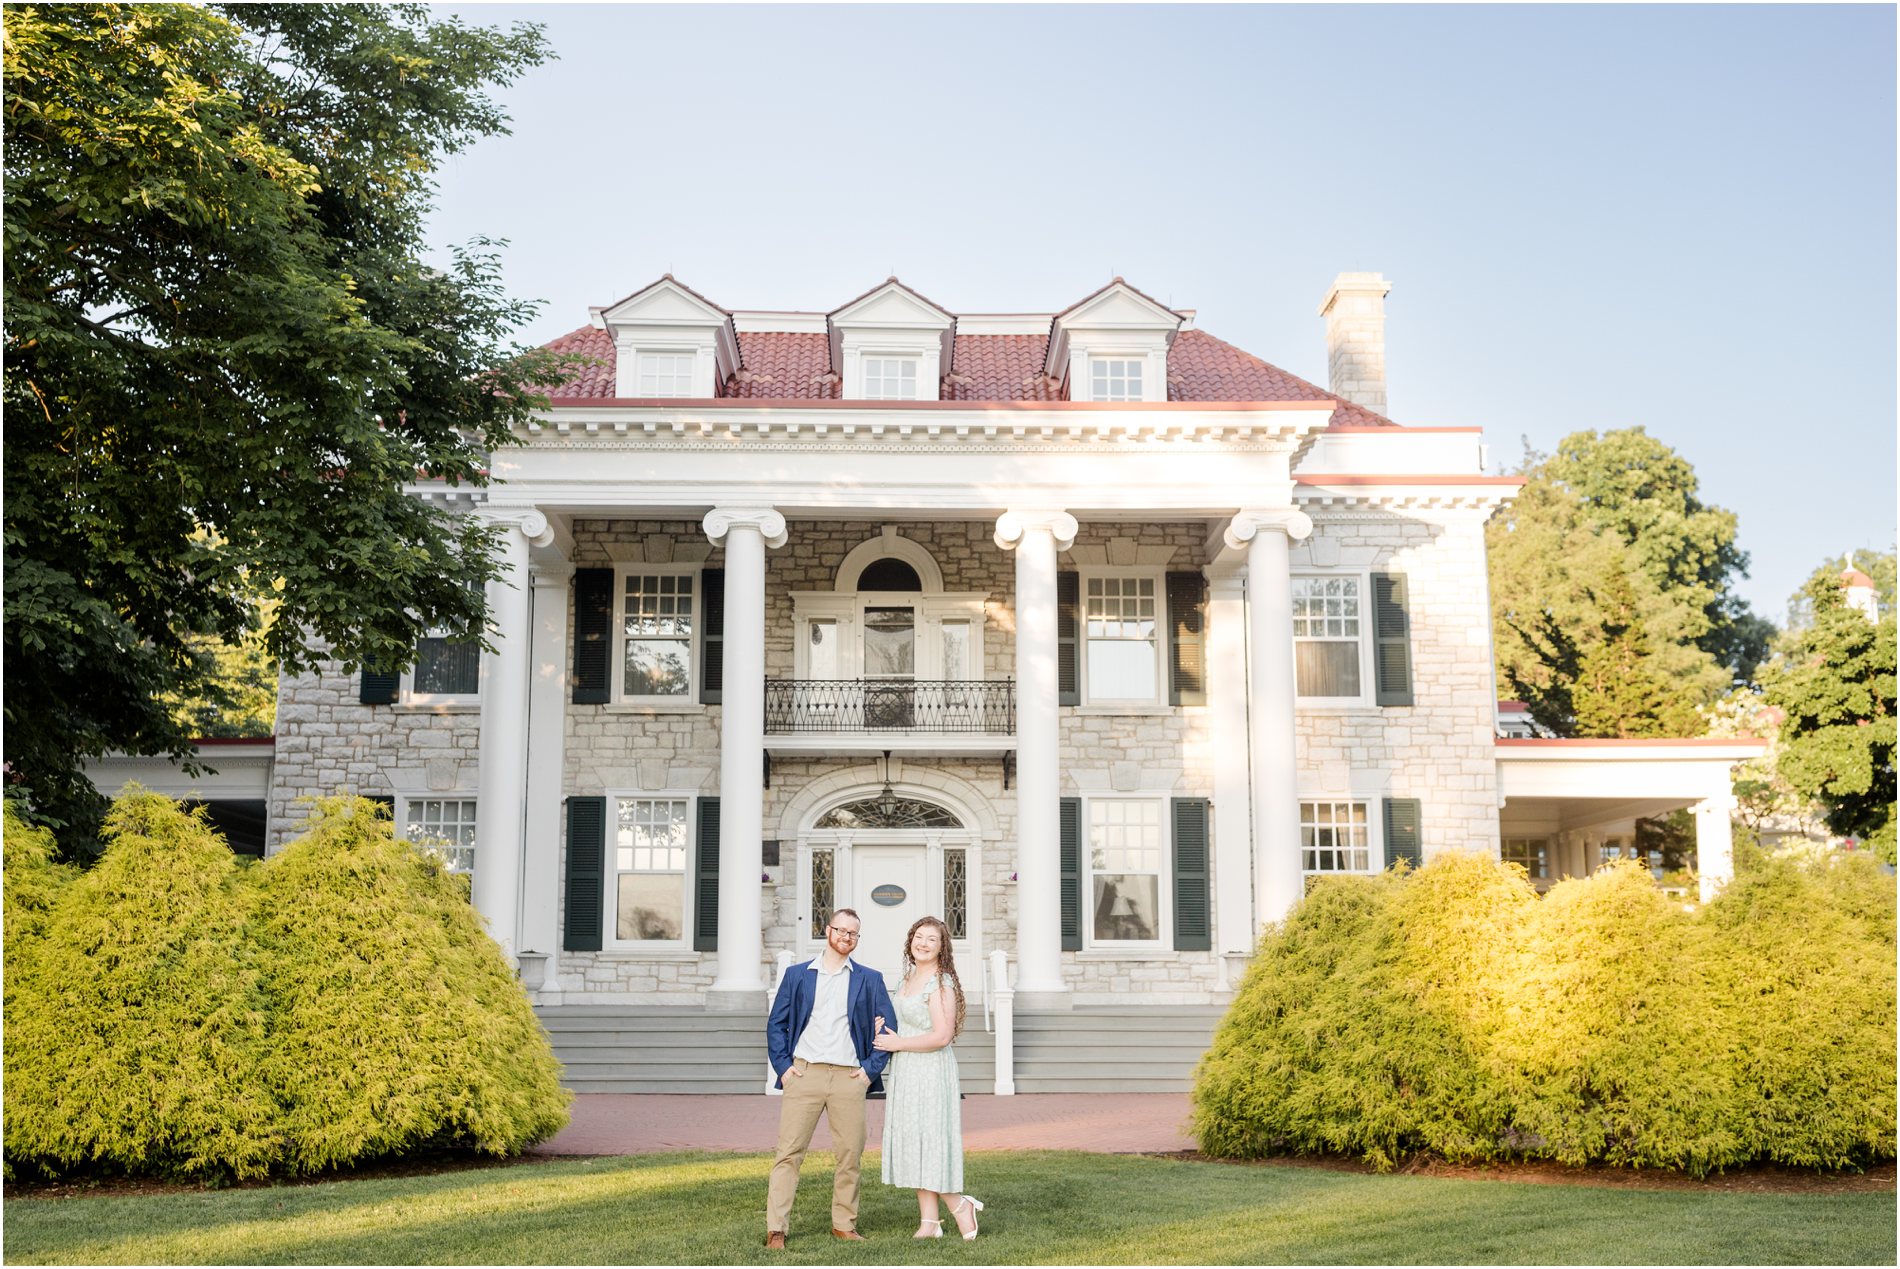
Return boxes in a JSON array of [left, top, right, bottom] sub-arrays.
[[700, 569, 725, 704], [573, 569, 613, 704], [1372, 571, 1414, 706], [1056, 572, 1079, 706], [1384, 798, 1422, 871], [694, 796, 721, 951], [1171, 797, 1211, 950], [1060, 796, 1081, 950], [564, 796, 606, 951], [1167, 571, 1208, 706], [359, 663, 399, 705]]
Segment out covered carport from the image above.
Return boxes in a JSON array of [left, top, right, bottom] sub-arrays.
[[1495, 737, 1768, 902]]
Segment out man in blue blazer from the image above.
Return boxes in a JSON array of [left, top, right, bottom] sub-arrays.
[[763, 907, 897, 1248]]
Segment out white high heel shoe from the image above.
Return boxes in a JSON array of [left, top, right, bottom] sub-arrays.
[[914, 1218, 943, 1240], [952, 1195, 985, 1240]]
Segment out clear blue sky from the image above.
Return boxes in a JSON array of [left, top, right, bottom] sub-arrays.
[[427, 3, 1896, 624]]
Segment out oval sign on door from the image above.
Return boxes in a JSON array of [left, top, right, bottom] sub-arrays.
[[870, 884, 907, 907]]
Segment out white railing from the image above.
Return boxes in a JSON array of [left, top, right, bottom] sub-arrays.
[[765, 950, 793, 1096], [988, 948, 1015, 1096]]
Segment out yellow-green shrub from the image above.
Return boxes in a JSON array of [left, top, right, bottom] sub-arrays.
[[1699, 852, 1896, 1167], [4, 791, 279, 1178], [249, 798, 570, 1172], [4, 793, 569, 1180], [1495, 863, 1744, 1172], [1193, 852, 1896, 1175], [1194, 856, 1530, 1169]]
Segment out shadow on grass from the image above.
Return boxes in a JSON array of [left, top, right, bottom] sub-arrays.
[[5, 1151, 1895, 1266]]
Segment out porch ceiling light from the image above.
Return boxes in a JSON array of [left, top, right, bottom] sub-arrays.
[[876, 750, 899, 821]]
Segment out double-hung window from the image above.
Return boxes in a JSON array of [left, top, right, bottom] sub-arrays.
[[635, 351, 696, 397], [861, 357, 920, 401], [1300, 800, 1372, 873], [1292, 575, 1365, 700], [400, 796, 477, 874], [1088, 798, 1165, 945], [618, 570, 696, 701], [410, 632, 481, 703], [1083, 572, 1162, 704], [612, 796, 690, 943], [1089, 357, 1144, 402]]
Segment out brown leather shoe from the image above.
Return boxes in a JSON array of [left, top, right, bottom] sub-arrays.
[[832, 1228, 867, 1241], [764, 1231, 786, 1250]]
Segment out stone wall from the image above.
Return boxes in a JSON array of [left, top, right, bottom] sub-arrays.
[[269, 509, 1502, 1006]]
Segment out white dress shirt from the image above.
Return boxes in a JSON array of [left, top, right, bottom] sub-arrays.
[[792, 957, 859, 1067]]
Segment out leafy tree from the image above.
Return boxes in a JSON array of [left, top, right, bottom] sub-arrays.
[[1760, 572, 1898, 864], [1490, 430, 1764, 736], [3, 4, 567, 852], [160, 597, 279, 740]]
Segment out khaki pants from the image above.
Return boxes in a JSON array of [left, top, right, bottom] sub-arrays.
[[766, 1060, 869, 1233]]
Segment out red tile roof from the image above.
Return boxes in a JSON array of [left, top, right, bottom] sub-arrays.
[[537, 303, 1399, 426]]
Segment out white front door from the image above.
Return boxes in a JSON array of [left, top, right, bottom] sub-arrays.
[[853, 844, 926, 988]]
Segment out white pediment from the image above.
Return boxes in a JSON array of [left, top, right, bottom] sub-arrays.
[[828, 279, 954, 330], [1056, 281, 1183, 333], [593, 275, 731, 328]]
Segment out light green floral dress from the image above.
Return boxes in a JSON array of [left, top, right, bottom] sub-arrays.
[[879, 973, 963, 1193]]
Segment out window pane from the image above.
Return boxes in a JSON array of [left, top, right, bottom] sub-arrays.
[[618, 873, 683, 940], [1296, 641, 1361, 697], [808, 620, 839, 678], [415, 636, 480, 695], [864, 607, 915, 678], [1092, 874, 1159, 941], [625, 640, 690, 695], [941, 621, 970, 679], [405, 798, 477, 873], [1089, 639, 1156, 698]]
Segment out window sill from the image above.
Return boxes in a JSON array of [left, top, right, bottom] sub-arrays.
[[1072, 704, 1172, 716], [1294, 700, 1380, 713], [395, 700, 481, 714], [1073, 948, 1178, 960], [600, 702, 709, 715], [592, 949, 704, 961]]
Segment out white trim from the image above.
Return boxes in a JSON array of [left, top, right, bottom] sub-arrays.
[[602, 789, 700, 952], [1080, 792, 1171, 953], [1077, 566, 1167, 707], [612, 563, 703, 704], [402, 630, 484, 707]]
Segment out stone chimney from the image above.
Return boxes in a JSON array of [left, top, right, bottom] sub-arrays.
[[1319, 272, 1392, 416]]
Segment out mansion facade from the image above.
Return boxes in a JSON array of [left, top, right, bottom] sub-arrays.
[[113, 272, 1762, 1011]]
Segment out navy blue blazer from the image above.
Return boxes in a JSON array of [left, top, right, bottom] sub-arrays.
[[767, 958, 898, 1091]]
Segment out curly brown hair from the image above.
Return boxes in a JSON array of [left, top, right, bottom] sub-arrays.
[[900, 915, 966, 1040]]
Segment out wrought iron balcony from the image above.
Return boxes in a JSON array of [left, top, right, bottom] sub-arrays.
[[764, 679, 1015, 735]]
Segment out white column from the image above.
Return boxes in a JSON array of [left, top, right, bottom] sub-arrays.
[[704, 506, 788, 1001], [472, 509, 554, 960], [994, 508, 1077, 1000], [1225, 508, 1313, 927], [519, 559, 572, 988], [1204, 564, 1254, 967], [1694, 796, 1736, 903]]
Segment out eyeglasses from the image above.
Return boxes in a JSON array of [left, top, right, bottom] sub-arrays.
[[826, 926, 860, 941]]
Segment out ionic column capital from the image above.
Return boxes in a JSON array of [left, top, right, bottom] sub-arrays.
[[993, 509, 1078, 553], [1223, 508, 1313, 551], [703, 506, 788, 550], [483, 506, 555, 549]]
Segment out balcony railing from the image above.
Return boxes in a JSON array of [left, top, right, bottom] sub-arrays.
[[764, 679, 1015, 735]]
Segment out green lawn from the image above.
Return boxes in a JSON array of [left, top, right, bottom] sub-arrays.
[[4, 1151, 1892, 1266]]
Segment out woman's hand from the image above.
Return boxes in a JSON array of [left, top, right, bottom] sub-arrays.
[[872, 1030, 902, 1052]]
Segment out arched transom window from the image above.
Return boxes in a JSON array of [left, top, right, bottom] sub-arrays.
[[814, 797, 963, 829]]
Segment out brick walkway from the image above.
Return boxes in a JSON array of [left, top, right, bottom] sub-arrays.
[[533, 1093, 1196, 1156]]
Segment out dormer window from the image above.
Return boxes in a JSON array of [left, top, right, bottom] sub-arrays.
[[636, 351, 696, 397], [861, 356, 920, 401], [1090, 357, 1144, 402]]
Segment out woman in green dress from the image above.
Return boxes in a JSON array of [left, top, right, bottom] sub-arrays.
[[872, 915, 985, 1240]]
